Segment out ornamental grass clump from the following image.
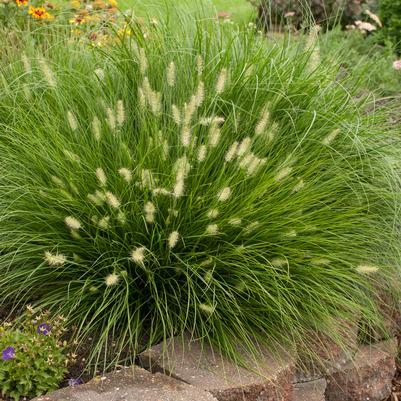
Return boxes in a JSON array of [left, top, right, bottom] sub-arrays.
[[0, 11, 400, 370]]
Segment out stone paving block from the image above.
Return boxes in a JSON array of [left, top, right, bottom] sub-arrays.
[[325, 338, 397, 401], [139, 335, 295, 401], [295, 321, 359, 382], [32, 366, 218, 401], [290, 379, 326, 401]]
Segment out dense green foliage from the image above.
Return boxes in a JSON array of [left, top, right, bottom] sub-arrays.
[[321, 28, 401, 96], [255, 0, 365, 29], [0, 10, 400, 373], [379, 0, 401, 52], [0, 310, 67, 400]]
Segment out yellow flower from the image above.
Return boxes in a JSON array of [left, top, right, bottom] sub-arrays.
[[117, 27, 132, 37], [108, 0, 118, 7], [70, 0, 80, 9], [15, 0, 29, 7], [28, 5, 54, 20], [70, 28, 82, 36]]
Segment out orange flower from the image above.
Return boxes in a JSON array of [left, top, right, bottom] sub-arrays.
[[28, 5, 53, 20], [15, 0, 28, 6]]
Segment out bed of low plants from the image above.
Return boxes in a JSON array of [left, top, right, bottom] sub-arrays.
[[0, 0, 401, 399]]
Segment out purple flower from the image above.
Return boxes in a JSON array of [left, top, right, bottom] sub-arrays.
[[68, 378, 82, 387], [1, 347, 15, 361], [37, 323, 51, 336]]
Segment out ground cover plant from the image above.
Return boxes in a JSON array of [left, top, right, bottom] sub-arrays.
[[379, 0, 401, 53], [0, 2, 400, 380], [0, 309, 67, 400]]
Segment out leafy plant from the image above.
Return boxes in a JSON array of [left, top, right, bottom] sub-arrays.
[[253, 0, 366, 30], [0, 309, 67, 400], [379, 0, 401, 52], [0, 11, 399, 373]]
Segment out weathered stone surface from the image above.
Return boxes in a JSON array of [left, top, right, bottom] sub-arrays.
[[296, 320, 359, 382], [290, 379, 326, 401], [325, 338, 397, 401], [139, 335, 295, 401], [32, 366, 218, 401]]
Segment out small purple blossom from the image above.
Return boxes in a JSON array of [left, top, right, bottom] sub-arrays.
[[1, 347, 15, 361], [37, 323, 51, 336], [68, 378, 82, 387]]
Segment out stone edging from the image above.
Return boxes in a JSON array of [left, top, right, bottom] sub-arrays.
[[33, 336, 397, 401]]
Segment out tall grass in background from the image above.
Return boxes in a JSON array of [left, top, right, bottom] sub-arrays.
[[0, 6, 400, 371]]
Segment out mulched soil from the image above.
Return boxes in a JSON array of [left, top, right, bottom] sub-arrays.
[[385, 336, 401, 401]]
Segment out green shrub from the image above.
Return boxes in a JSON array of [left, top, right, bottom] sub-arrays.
[[379, 0, 401, 52], [0, 309, 67, 400], [0, 13, 400, 371], [255, 0, 366, 29]]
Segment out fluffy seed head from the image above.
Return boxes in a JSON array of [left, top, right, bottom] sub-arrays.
[[44, 251, 66, 266], [197, 145, 207, 162], [255, 104, 270, 136], [244, 221, 260, 234], [217, 187, 231, 202], [96, 168, 107, 186], [209, 124, 221, 148], [67, 111, 78, 131], [131, 246, 146, 265], [141, 169, 154, 189], [181, 125, 191, 147], [322, 129, 340, 146], [144, 201, 156, 223], [38, 57, 57, 88], [356, 264, 379, 274], [21, 53, 31, 75], [117, 211, 126, 225], [206, 224, 219, 235], [174, 156, 191, 178], [173, 177, 185, 198], [105, 273, 119, 287], [207, 209, 219, 219], [94, 68, 105, 80], [167, 61, 176, 87], [215, 68, 227, 94], [98, 216, 110, 230], [293, 179, 305, 193], [168, 231, 180, 248], [92, 116, 101, 141], [106, 107, 116, 131], [87, 193, 104, 206], [139, 47, 148, 74], [275, 166, 293, 182], [153, 187, 170, 196], [116, 100, 125, 127], [228, 217, 242, 226], [172, 105, 181, 125], [199, 303, 215, 314], [195, 81, 205, 107], [237, 137, 252, 157], [225, 142, 238, 162], [138, 87, 146, 108], [65, 216, 82, 230], [63, 149, 80, 163], [118, 168, 132, 183], [105, 191, 120, 209], [51, 176, 64, 188], [196, 55, 204, 76], [271, 257, 288, 267]]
